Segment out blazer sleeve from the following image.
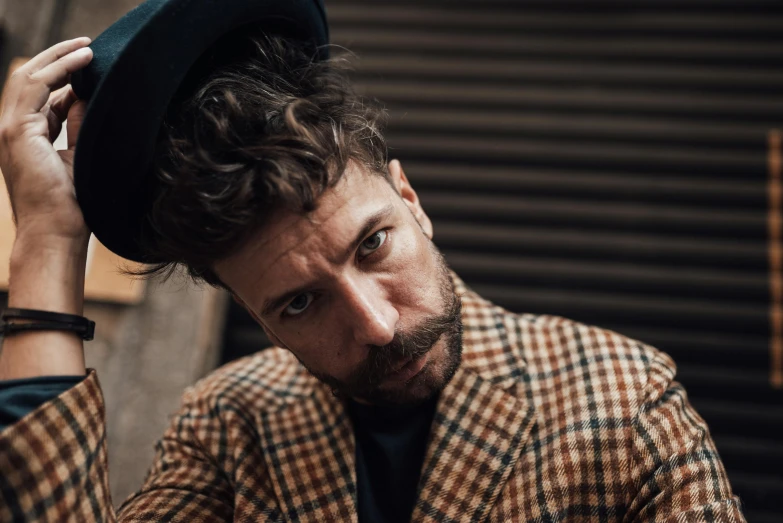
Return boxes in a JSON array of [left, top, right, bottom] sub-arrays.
[[0, 369, 235, 522], [626, 349, 747, 522], [117, 382, 235, 521], [0, 369, 114, 521]]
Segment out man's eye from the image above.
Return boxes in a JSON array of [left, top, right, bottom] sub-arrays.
[[358, 230, 387, 258], [284, 292, 314, 316]]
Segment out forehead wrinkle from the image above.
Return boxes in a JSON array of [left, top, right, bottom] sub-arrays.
[[236, 191, 350, 277], [235, 163, 359, 260], [246, 194, 358, 306], [263, 224, 328, 279]]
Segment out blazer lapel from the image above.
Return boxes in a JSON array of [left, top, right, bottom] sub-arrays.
[[411, 367, 536, 522], [256, 385, 359, 523], [410, 279, 539, 522]]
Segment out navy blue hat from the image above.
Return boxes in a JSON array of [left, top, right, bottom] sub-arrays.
[[71, 0, 329, 263]]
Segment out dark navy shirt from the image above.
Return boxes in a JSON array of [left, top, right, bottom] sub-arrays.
[[0, 375, 84, 430], [345, 394, 439, 523]]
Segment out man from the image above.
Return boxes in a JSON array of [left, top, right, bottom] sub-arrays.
[[0, 3, 746, 522]]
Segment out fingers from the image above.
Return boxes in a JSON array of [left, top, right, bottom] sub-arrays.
[[48, 85, 78, 122], [4, 39, 92, 120], [21, 37, 91, 76], [66, 100, 87, 150], [43, 86, 78, 143], [20, 47, 92, 112]]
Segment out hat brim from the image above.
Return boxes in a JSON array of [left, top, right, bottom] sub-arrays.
[[72, 0, 329, 263]]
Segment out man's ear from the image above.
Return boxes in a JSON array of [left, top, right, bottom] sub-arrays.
[[230, 292, 288, 349], [388, 159, 433, 239]]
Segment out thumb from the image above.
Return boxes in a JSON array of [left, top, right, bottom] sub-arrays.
[[66, 99, 87, 150]]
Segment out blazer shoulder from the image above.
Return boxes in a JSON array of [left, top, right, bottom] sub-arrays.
[[506, 311, 675, 416], [181, 346, 313, 415]]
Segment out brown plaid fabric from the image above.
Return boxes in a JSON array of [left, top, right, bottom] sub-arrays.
[[0, 273, 746, 522]]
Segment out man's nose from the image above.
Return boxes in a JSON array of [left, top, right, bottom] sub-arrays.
[[341, 278, 398, 348]]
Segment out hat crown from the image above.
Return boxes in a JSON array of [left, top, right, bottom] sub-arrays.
[[71, 0, 329, 263], [72, 0, 169, 100]]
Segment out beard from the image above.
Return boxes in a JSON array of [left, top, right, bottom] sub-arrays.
[[308, 244, 463, 407]]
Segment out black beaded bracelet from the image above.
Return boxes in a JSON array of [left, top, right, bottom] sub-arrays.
[[0, 308, 95, 341]]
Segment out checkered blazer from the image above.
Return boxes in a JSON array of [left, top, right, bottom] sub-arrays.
[[0, 273, 746, 522]]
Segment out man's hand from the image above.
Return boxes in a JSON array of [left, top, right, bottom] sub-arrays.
[[0, 37, 92, 242], [0, 37, 94, 380]]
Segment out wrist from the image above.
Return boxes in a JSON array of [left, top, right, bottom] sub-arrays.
[[13, 212, 90, 244], [11, 227, 90, 261], [8, 233, 88, 315], [10, 230, 90, 294]]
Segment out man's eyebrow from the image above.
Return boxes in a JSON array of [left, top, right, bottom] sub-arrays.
[[347, 204, 395, 260], [260, 204, 395, 317]]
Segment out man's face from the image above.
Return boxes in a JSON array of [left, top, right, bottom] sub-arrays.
[[213, 160, 463, 406]]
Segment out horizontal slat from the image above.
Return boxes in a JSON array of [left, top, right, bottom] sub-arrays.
[[356, 80, 783, 122], [389, 135, 764, 176], [444, 250, 768, 301], [407, 162, 765, 207], [713, 435, 783, 474], [694, 399, 783, 438], [725, 471, 783, 515], [470, 283, 767, 333], [333, 29, 783, 64], [419, 192, 765, 238], [385, 108, 768, 148], [328, 6, 783, 36], [692, 398, 783, 430], [354, 55, 783, 92], [435, 222, 766, 271], [679, 371, 781, 405], [599, 325, 769, 370]]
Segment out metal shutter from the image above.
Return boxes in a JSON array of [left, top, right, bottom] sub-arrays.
[[221, 2, 783, 520]]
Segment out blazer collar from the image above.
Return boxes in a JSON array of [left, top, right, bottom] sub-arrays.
[[254, 272, 538, 522]]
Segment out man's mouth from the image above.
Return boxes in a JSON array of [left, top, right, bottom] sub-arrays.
[[389, 356, 412, 373], [383, 351, 430, 385]]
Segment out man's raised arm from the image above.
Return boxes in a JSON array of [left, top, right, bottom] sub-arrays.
[[0, 38, 234, 522]]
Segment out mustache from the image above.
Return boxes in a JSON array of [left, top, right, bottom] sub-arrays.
[[346, 291, 462, 391]]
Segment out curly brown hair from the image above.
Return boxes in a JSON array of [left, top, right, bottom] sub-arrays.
[[132, 28, 388, 288]]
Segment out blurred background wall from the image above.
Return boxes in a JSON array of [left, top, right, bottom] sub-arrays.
[[1, 0, 781, 521]]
